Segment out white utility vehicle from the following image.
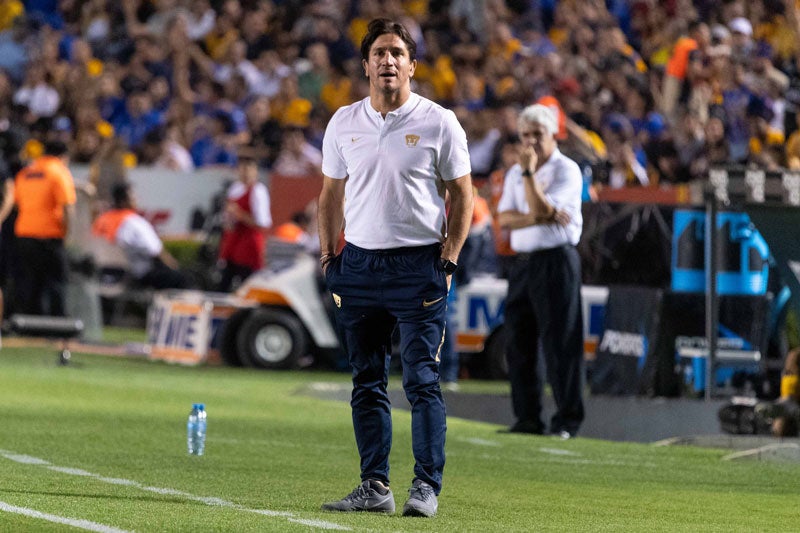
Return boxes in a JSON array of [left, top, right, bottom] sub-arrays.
[[146, 254, 608, 377]]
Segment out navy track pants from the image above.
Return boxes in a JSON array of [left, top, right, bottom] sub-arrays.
[[325, 242, 448, 494]]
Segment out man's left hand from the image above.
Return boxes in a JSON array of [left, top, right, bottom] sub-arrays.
[[552, 209, 571, 226]]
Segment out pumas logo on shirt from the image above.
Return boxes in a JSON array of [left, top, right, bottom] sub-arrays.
[[405, 134, 420, 147]]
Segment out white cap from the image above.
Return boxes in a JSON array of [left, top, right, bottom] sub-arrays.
[[711, 24, 730, 41], [729, 17, 752, 37]]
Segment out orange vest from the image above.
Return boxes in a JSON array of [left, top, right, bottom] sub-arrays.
[[14, 156, 77, 239], [272, 222, 305, 243], [92, 208, 137, 243], [472, 193, 492, 227], [488, 169, 515, 257]]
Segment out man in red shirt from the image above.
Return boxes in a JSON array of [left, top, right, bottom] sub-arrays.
[[217, 151, 272, 291]]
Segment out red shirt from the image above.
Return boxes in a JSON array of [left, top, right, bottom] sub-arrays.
[[219, 185, 267, 271]]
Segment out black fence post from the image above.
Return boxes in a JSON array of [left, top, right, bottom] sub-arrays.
[[704, 184, 719, 400]]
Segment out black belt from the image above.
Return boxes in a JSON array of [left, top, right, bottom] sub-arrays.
[[515, 244, 573, 260], [346, 242, 441, 256]]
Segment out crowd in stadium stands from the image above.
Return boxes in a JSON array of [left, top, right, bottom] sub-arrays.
[[0, 0, 795, 183], [0, 1, 799, 267]]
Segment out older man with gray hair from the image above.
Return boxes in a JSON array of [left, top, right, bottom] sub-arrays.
[[497, 103, 585, 438]]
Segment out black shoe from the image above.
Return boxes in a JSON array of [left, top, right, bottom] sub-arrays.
[[498, 421, 545, 435]]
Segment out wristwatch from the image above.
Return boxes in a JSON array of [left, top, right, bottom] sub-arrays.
[[440, 258, 458, 275]]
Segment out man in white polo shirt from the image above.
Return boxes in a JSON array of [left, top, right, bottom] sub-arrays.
[[318, 18, 473, 517], [497, 103, 585, 439]]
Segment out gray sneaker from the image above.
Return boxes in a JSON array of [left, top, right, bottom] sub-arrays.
[[402, 479, 438, 517], [321, 480, 395, 513]]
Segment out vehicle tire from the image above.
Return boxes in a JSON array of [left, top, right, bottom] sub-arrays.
[[218, 308, 251, 366], [483, 325, 509, 380], [237, 308, 309, 369]]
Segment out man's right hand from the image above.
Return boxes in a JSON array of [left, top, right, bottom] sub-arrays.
[[519, 146, 538, 173]]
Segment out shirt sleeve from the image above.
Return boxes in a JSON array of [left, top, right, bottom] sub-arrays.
[[250, 182, 272, 228], [117, 215, 163, 257], [543, 159, 583, 212], [496, 165, 521, 214], [321, 109, 347, 178], [437, 109, 471, 180]]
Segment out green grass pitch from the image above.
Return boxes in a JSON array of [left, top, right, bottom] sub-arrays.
[[0, 345, 797, 532]]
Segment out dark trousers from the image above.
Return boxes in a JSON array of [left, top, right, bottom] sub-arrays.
[[15, 237, 68, 316], [139, 257, 189, 290], [325, 243, 448, 494], [505, 245, 585, 434], [216, 262, 254, 293]]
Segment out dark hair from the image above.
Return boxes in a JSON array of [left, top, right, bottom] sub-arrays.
[[143, 126, 166, 145], [44, 140, 69, 157], [360, 18, 417, 61], [111, 181, 132, 209], [291, 211, 310, 226]]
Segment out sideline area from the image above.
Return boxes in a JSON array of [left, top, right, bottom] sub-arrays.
[[1, 336, 146, 359], [301, 380, 800, 460], [6, 333, 798, 461]]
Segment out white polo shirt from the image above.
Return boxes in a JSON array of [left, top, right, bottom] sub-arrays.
[[322, 92, 471, 249], [496, 148, 583, 253]]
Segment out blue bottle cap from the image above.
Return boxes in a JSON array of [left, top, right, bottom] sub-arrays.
[[197, 403, 205, 410]]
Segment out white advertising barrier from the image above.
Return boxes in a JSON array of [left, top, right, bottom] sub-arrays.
[[146, 290, 253, 365], [70, 165, 235, 238], [454, 276, 609, 359]]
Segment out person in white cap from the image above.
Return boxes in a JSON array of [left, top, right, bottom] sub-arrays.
[[728, 16, 752, 37], [728, 16, 754, 64]]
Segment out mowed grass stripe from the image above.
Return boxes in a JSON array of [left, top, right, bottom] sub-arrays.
[[0, 347, 799, 531], [0, 449, 350, 531], [0, 500, 132, 532]]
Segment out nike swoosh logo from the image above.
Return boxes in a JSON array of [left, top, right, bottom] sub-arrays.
[[351, 137, 360, 142], [422, 297, 444, 307]]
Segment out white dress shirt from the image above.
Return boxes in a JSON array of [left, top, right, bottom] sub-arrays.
[[497, 148, 583, 252]]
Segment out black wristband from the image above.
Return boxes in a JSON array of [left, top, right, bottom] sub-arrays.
[[522, 169, 533, 178]]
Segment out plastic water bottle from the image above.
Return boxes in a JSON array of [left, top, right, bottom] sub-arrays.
[[187, 403, 207, 455]]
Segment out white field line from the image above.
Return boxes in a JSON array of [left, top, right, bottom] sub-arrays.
[[472, 451, 658, 468], [457, 437, 502, 447], [0, 500, 132, 533], [0, 449, 350, 531], [538, 447, 581, 456], [722, 442, 800, 461]]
